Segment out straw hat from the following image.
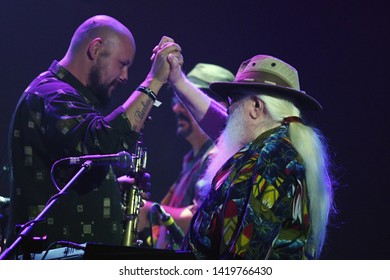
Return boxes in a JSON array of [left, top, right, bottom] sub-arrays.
[[209, 55, 322, 110]]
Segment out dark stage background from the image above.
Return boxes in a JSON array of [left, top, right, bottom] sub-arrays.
[[0, 1, 388, 259]]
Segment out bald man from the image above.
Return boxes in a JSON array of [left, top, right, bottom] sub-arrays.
[[5, 15, 182, 256]]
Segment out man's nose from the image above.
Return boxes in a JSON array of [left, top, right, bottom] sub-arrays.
[[119, 67, 128, 84]]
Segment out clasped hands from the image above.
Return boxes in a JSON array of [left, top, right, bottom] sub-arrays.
[[148, 36, 185, 87]]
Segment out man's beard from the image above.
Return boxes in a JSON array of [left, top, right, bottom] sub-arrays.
[[197, 102, 249, 198], [87, 64, 113, 109], [175, 112, 194, 138]]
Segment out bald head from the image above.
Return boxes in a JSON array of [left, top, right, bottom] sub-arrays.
[[59, 15, 137, 107], [67, 15, 135, 56]]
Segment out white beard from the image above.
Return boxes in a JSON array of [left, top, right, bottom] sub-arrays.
[[196, 102, 250, 199]]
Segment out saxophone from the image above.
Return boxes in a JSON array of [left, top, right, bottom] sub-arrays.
[[122, 137, 148, 246]]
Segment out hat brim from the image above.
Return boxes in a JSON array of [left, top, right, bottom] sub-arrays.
[[197, 87, 226, 103], [209, 82, 322, 111]]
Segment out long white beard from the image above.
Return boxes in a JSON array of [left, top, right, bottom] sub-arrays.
[[197, 102, 249, 199]]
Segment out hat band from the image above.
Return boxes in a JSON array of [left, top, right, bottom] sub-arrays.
[[187, 76, 209, 89], [235, 71, 294, 89]]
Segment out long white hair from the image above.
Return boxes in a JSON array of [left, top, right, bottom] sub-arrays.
[[258, 94, 336, 259]]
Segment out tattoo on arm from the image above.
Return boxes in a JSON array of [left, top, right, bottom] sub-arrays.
[[134, 99, 153, 123]]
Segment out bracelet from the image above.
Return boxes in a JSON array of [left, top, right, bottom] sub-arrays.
[[137, 86, 162, 107]]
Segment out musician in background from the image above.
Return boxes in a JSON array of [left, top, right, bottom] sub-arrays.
[[5, 15, 182, 256], [138, 63, 234, 249]]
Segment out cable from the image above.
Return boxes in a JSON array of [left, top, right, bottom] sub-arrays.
[[50, 158, 68, 192]]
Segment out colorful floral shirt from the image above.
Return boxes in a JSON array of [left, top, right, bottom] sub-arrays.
[[183, 125, 311, 259]]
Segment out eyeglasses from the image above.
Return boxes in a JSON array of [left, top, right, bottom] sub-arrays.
[[227, 94, 261, 107], [171, 95, 180, 107], [227, 94, 250, 106]]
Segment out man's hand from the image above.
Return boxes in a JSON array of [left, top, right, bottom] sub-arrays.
[[117, 174, 151, 201], [148, 36, 183, 85], [167, 51, 185, 86]]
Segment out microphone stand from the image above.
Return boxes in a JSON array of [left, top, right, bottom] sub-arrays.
[[152, 203, 184, 249], [0, 160, 93, 260]]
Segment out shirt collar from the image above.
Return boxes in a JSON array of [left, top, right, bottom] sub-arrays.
[[251, 125, 286, 147], [49, 60, 100, 106]]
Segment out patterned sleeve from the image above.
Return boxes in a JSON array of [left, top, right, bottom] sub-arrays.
[[41, 88, 139, 158]]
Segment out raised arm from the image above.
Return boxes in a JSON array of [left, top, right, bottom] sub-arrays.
[[166, 54, 228, 140], [122, 39, 183, 132]]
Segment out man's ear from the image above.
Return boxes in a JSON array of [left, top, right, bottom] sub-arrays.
[[249, 97, 263, 119], [87, 38, 103, 60]]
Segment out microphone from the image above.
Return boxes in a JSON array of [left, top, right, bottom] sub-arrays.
[[0, 196, 10, 207], [152, 203, 184, 246], [63, 151, 133, 169]]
